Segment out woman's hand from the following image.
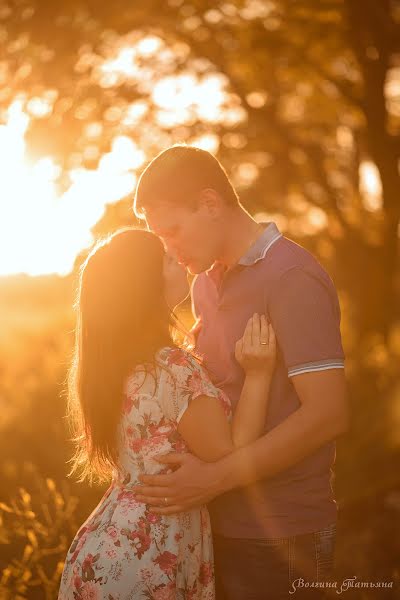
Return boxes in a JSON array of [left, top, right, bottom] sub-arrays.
[[235, 313, 276, 376]]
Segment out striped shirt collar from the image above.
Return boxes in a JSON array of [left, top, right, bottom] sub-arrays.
[[206, 221, 282, 284], [238, 221, 282, 266]]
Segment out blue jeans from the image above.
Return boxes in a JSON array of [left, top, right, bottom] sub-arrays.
[[213, 523, 336, 600]]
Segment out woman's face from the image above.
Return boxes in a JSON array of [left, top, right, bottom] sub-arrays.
[[163, 252, 190, 309]]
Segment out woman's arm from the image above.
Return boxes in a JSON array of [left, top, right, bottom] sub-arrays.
[[232, 314, 275, 447], [177, 314, 276, 462], [134, 368, 348, 514]]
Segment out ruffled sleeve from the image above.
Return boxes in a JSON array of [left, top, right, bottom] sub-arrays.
[[160, 347, 232, 423]]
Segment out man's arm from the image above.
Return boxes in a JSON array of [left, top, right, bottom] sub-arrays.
[[133, 265, 349, 512], [133, 367, 349, 513], [216, 367, 349, 490]]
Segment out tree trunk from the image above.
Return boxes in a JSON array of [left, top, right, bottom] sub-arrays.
[[346, 0, 400, 340]]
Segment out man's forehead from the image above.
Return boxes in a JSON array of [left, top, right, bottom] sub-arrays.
[[145, 205, 183, 231]]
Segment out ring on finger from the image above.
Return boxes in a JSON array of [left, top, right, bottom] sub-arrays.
[[163, 497, 168, 505]]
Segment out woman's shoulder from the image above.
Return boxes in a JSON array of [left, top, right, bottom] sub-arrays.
[[156, 345, 203, 371], [157, 346, 230, 410], [157, 346, 204, 373]]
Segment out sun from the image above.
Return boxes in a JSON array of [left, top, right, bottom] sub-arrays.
[[0, 34, 246, 278], [0, 101, 143, 277]]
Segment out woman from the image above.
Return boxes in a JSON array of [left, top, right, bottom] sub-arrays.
[[58, 227, 276, 600]]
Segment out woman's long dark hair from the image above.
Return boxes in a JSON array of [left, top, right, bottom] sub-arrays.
[[66, 228, 175, 485]]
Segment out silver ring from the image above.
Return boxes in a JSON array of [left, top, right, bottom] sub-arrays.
[[164, 497, 168, 505]]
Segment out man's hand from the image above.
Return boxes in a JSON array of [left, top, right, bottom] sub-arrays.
[[131, 370, 349, 514], [132, 452, 224, 515]]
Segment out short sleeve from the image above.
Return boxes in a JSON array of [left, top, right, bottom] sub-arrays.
[[162, 348, 232, 423], [268, 266, 345, 378]]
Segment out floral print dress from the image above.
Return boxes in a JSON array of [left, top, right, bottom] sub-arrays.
[[58, 347, 232, 600]]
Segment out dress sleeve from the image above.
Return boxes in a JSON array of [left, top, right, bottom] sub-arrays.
[[268, 266, 345, 378], [163, 348, 232, 423]]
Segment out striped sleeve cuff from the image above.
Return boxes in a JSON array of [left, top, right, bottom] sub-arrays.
[[288, 358, 345, 378]]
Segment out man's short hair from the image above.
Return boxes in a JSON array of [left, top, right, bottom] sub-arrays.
[[133, 144, 239, 219]]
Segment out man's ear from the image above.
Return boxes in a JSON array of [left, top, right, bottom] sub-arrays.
[[198, 188, 222, 218]]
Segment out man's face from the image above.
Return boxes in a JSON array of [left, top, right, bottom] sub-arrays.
[[145, 199, 221, 275]]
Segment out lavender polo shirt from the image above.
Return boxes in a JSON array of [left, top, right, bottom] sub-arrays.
[[191, 222, 345, 539]]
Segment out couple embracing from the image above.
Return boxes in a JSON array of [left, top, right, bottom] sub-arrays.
[[58, 145, 348, 600]]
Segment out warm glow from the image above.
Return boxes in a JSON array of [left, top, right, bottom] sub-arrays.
[[153, 73, 229, 125], [0, 36, 244, 277], [0, 101, 142, 276], [189, 134, 220, 153], [385, 67, 400, 116], [98, 36, 233, 129], [359, 161, 383, 211], [101, 47, 140, 82]]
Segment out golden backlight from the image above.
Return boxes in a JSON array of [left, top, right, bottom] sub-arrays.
[[0, 100, 143, 276], [0, 34, 386, 277], [0, 37, 232, 277]]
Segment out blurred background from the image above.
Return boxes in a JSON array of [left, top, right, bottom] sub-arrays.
[[0, 0, 399, 598]]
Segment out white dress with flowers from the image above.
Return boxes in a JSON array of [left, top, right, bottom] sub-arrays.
[[58, 346, 232, 600]]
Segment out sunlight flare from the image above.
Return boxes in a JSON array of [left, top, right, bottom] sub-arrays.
[[0, 101, 139, 276], [359, 161, 383, 212]]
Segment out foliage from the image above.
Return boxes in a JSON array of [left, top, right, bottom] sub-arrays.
[[0, 468, 80, 600]]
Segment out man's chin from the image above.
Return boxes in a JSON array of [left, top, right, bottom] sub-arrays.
[[187, 265, 198, 275]]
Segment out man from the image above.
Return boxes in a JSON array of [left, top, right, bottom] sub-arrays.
[[132, 145, 349, 599]]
